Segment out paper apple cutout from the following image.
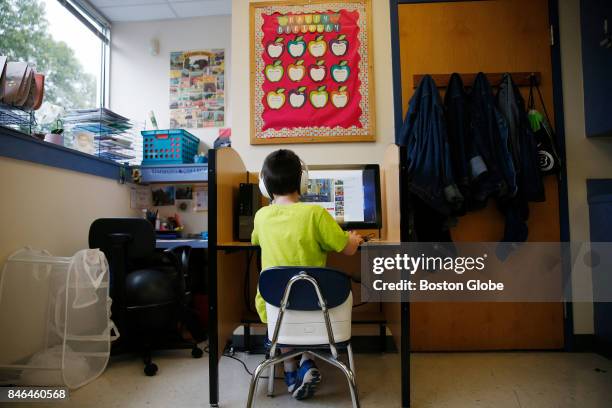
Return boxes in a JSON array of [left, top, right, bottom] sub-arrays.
[[289, 86, 307, 108], [288, 36, 306, 58], [331, 61, 350, 83], [309, 86, 329, 109], [304, 14, 313, 24], [288, 60, 306, 82], [330, 13, 340, 24], [331, 86, 349, 108], [267, 88, 286, 110], [330, 34, 348, 56], [265, 60, 284, 82], [308, 24, 317, 33], [308, 35, 327, 57], [278, 15, 289, 26], [313, 14, 321, 24], [267, 37, 284, 58], [309, 60, 327, 82]]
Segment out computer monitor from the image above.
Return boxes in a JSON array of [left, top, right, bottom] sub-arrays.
[[301, 164, 382, 230]]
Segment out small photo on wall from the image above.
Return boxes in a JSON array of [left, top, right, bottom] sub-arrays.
[[176, 185, 194, 200], [152, 186, 176, 206]]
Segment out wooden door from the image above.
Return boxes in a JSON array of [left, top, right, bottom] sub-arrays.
[[398, 0, 564, 350]]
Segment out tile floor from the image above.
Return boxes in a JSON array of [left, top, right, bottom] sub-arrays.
[[20, 346, 612, 408]]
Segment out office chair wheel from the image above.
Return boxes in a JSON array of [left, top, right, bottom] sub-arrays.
[[144, 362, 158, 376], [191, 346, 204, 358]]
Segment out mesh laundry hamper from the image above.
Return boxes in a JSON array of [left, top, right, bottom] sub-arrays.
[[0, 248, 116, 389]]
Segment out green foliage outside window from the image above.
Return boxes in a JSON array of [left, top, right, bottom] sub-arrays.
[[0, 0, 97, 109]]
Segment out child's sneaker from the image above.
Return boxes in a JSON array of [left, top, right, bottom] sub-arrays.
[[285, 370, 298, 393], [292, 359, 321, 400]]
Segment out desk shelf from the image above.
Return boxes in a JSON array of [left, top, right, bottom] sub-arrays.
[[138, 163, 208, 183]]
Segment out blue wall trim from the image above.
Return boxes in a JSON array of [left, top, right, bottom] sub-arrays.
[[0, 127, 123, 180], [547, 0, 574, 351]]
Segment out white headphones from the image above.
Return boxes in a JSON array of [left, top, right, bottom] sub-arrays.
[[259, 160, 309, 200]]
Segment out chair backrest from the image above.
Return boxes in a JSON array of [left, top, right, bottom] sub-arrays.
[[259, 266, 351, 311], [89, 218, 155, 260]]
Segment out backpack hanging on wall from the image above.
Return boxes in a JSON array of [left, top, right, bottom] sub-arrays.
[[527, 75, 562, 175]]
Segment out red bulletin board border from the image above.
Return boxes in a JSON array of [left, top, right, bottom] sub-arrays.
[[249, 0, 375, 145]]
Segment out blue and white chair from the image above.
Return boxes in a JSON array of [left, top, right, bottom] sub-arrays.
[[246, 267, 359, 407]]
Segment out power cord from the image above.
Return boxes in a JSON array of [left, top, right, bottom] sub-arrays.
[[223, 347, 284, 380]]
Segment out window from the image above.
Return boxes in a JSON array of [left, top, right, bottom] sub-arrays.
[[0, 1, 142, 167], [0, 0, 110, 109]]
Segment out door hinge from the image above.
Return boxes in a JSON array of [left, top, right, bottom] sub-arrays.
[[550, 24, 555, 46]]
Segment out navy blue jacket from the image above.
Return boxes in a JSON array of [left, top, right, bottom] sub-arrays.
[[398, 75, 462, 215], [469, 72, 517, 202], [496, 73, 545, 203]]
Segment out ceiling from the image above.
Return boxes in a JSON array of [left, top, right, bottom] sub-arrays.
[[87, 0, 231, 22]]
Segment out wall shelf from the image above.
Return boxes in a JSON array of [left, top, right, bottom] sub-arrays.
[[138, 164, 208, 184]]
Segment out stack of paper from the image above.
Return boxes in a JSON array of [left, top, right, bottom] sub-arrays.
[[63, 108, 142, 164]]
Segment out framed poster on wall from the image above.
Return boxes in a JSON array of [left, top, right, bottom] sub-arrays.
[[250, 0, 375, 144]]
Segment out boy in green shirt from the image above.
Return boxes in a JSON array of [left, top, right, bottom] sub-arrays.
[[252, 149, 363, 400]]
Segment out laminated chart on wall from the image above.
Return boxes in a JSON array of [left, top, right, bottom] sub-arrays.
[[250, 0, 375, 144], [169, 50, 225, 129]]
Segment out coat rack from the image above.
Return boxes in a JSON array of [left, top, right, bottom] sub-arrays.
[[412, 72, 541, 88]]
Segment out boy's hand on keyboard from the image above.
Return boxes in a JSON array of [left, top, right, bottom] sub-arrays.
[[349, 231, 364, 245], [342, 231, 364, 256]]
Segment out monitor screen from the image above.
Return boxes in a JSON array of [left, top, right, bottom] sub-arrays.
[[301, 164, 382, 230]]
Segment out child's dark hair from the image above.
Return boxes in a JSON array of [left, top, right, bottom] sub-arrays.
[[261, 149, 302, 196]]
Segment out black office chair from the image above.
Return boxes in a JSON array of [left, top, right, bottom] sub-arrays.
[[89, 218, 204, 376]]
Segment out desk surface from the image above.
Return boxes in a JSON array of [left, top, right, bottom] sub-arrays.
[[156, 239, 208, 249], [216, 240, 396, 250], [217, 241, 257, 249]]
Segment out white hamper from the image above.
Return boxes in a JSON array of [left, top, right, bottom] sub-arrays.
[[0, 248, 116, 389]]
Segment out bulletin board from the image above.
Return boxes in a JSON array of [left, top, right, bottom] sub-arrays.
[[249, 0, 375, 144]]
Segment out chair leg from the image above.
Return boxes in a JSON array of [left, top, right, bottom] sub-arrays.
[[267, 349, 276, 397], [246, 360, 268, 408], [347, 343, 356, 377], [246, 350, 304, 408], [311, 351, 360, 408]]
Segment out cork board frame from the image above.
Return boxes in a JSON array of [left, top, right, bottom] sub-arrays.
[[249, 0, 375, 144]]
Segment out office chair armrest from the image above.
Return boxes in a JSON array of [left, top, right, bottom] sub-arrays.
[[105, 233, 133, 325]]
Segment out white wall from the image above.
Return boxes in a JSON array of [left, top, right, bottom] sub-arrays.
[[230, 0, 395, 171], [110, 15, 232, 149], [559, 0, 612, 335]]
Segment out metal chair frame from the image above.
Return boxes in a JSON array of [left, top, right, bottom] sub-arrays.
[[246, 271, 360, 408]]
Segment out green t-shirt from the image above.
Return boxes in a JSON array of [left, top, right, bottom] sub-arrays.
[[251, 202, 349, 322]]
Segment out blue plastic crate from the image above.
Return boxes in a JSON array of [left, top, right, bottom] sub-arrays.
[[141, 129, 199, 165]]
